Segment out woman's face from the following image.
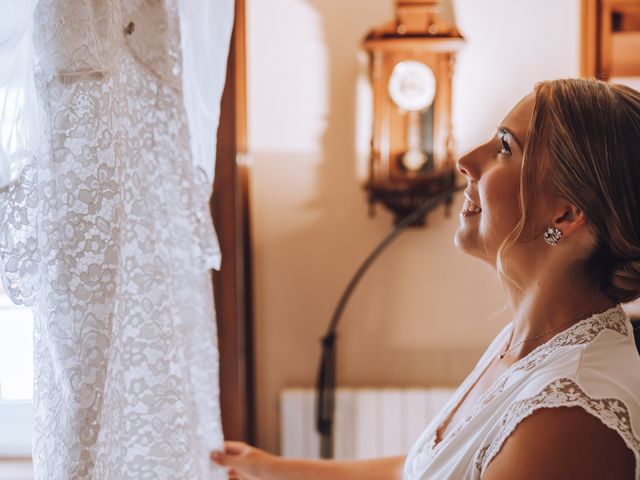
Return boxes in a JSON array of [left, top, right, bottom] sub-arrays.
[[454, 94, 536, 266]]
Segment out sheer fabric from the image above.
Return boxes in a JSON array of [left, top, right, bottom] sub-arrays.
[[0, 1, 232, 478], [179, 0, 234, 186], [404, 305, 640, 479], [0, 0, 40, 189]]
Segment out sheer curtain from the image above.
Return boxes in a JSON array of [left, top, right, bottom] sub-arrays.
[[0, 0, 40, 190], [0, 1, 233, 478]]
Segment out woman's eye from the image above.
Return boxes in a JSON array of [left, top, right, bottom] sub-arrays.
[[498, 135, 511, 156]]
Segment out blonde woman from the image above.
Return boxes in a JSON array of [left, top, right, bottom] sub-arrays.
[[210, 79, 640, 479]]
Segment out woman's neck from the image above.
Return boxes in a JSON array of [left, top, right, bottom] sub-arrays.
[[501, 264, 616, 361]]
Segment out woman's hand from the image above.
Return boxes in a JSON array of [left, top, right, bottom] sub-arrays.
[[211, 441, 405, 480], [210, 441, 278, 480]]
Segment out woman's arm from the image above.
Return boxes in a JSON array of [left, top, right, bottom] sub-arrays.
[[211, 441, 405, 480], [482, 406, 635, 479]]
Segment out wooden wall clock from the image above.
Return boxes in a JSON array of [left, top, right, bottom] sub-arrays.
[[363, 0, 463, 226]]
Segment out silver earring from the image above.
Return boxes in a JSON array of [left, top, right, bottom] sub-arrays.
[[543, 227, 563, 246]]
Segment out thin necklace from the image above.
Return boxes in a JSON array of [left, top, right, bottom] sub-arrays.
[[498, 317, 579, 359]]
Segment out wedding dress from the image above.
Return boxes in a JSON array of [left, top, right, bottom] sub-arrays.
[[404, 305, 640, 479], [0, 0, 231, 478]]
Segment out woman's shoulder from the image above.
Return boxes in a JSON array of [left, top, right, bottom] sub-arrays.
[[475, 305, 640, 478], [477, 362, 640, 478], [482, 403, 637, 479], [511, 305, 640, 438]]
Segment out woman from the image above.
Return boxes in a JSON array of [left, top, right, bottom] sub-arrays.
[[210, 78, 640, 479]]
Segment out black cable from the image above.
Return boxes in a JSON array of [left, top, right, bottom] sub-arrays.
[[314, 184, 465, 458]]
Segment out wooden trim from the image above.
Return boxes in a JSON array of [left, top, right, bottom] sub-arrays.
[[364, 37, 464, 52], [600, 0, 613, 78], [211, 0, 254, 443], [581, 0, 599, 77], [234, 0, 248, 154], [581, 0, 640, 79]]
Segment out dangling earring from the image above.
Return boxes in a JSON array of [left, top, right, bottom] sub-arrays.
[[543, 227, 563, 246]]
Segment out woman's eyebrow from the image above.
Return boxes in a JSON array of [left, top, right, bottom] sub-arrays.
[[498, 126, 523, 150]]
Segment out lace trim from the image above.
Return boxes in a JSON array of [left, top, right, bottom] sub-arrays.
[[407, 306, 630, 478], [476, 377, 640, 479], [476, 306, 628, 410]]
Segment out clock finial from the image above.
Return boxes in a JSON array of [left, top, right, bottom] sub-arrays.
[[395, 0, 441, 35]]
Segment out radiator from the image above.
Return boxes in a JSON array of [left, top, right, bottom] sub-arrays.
[[280, 387, 454, 460]]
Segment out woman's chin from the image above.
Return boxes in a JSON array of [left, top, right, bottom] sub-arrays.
[[454, 227, 480, 258], [454, 223, 469, 248], [454, 228, 497, 267]]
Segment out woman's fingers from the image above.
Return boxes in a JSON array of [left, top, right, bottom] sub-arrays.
[[223, 441, 251, 456], [210, 440, 273, 479], [211, 441, 246, 465], [210, 441, 252, 469]]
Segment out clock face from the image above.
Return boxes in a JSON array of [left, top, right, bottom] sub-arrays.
[[388, 60, 436, 112]]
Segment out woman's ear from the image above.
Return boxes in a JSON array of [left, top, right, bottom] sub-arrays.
[[552, 201, 587, 238]]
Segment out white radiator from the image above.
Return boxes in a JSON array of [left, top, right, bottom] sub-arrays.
[[280, 387, 454, 460]]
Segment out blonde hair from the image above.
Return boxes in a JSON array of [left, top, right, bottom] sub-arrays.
[[497, 78, 640, 303]]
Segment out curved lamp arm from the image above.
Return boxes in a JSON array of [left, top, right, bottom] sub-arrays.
[[315, 184, 465, 458]]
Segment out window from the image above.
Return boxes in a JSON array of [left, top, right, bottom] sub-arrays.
[[0, 20, 37, 471], [0, 284, 33, 457]]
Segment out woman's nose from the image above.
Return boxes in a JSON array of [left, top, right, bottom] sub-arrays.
[[456, 148, 481, 180]]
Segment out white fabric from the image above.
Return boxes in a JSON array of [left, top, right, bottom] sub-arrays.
[[179, 0, 234, 186], [0, 1, 230, 478], [0, 0, 40, 189], [404, 305, 640, 479], [178, 0, 233, 271]]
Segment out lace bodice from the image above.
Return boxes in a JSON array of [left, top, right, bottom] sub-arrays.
[[404, 306, 640, 480]]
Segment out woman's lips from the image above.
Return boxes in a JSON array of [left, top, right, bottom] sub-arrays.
[[461, 197, 482, 216]]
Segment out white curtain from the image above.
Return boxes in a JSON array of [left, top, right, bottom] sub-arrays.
[[0, 1, 233, 478], [0, 0, 40, 190]]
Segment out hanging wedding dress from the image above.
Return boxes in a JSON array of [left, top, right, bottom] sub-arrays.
[[0, 1, 232, 478], [404, 305, 640, 479]]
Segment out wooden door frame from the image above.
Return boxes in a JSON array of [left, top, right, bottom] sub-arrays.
[[581, 0, 600, 77], [581, 0, 640, 78], [211, 0, 255, 443]]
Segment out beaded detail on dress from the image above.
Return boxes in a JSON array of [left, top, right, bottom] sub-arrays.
[[406, 305, 632, 479]]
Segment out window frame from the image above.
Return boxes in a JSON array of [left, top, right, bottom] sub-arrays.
[[0, 292, 33, 458]]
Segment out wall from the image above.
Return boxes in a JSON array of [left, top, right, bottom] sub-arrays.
[[246, 0, 580, 453]]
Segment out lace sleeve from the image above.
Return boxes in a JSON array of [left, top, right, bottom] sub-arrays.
[[475, 377, 640, 479]]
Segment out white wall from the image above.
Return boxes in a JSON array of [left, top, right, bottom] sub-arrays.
[[246, 0, 580, 453]]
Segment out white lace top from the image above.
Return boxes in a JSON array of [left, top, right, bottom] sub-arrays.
[[404, 305, 640, 479]]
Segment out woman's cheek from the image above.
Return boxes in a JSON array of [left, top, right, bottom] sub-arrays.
[[480, 170, 521, 239]]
